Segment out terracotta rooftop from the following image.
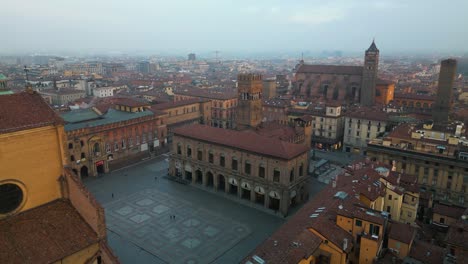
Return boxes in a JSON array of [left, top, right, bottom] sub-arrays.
[[0, 199, 99, 264], [255, 122, 303, 142], [150, 98, 209, 110], [433, 203, 466, 219], [296, 64, 363, 76], [0, 91, 64, 134], [394, 92, 435, 101], [388, 222, 416, 244], [407, 240, 445, 264], [174, 87, 237, 100], [445, 215, 468, 250], [346, 107, 389, 121], [173, 124, 309, 160], [40, 88, 86, 95]]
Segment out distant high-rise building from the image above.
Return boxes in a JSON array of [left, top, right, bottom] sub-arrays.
[[137, 61, 150, 74], [236, 73, 263, 130], [433, 59, 457, 123], [188, 53, 196, 61], [360, 40, 379, 106]]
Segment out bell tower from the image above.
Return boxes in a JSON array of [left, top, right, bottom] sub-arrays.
[[360, 40, 379, 106], [236, 73, 263, 130]]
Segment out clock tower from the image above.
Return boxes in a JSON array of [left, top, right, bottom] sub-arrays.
[[236, 73, 263, 130]]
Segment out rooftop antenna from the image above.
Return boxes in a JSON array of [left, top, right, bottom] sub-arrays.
[[24, 65, 29, 82]]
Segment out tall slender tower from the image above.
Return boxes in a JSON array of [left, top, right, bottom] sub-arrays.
[[236, 73, 263, 130], [433, 59, 457, 123], [360, 40, 379, 106]]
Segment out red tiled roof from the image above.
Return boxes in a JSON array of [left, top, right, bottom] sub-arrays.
[[255, 122, 303, 141], [150, 98, 208, 110], [243, 181, 362, 264], [408, 240, 445, 264], [388, 222, 416, 244], [173, 124, 309, 160], [296, 64, 363, 75], [0, 91, 64, 134], [433, 203, 466, 219], [445, 217, 468, 250], [346, 107, 389, 121], [394, 93, 435, 101], [0, 199, 99, 264]]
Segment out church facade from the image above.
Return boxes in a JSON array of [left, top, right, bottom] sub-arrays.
[[294, 41, 380, 106]]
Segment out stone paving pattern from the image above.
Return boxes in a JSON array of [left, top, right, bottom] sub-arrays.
[[105, 188, 251, 264], [84, 155, 326, 263]]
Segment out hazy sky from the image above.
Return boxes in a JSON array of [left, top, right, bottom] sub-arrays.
[[2, 0, 467, 54]]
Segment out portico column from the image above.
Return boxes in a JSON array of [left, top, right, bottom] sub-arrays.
[[225, 179, 229, 193], [214, 172, 219, 190], [280, 189, 290, 217], [264, 190, 270, 209], [250, 186, 256, 202]]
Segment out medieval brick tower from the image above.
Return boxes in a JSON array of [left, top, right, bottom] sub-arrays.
[[236, 73, 263, 130], [433, 59, 457, 123], [360, 40, 379, 106]]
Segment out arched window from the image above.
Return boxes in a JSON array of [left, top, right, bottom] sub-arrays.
[[177, 143, 182, 155], [70, 155, 75, 161], [81, 153, 85, 159], [80, 140, 84, 147], [299, 163, 304, 176], [290, 169, 295, 182], [68, 143, 73, 149], [93, 143, 100, 154], [273, 169, 280, 182]]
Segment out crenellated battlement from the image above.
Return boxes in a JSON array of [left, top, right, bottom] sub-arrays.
[[237, 73, 263, 81]]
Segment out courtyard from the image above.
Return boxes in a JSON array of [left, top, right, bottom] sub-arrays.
[[84, 155, 326, 264]]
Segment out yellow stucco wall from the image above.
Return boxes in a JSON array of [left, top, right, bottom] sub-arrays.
[[53, 243, 100, 264], [0, 125, 66, 214], [359, 237, 379, 264], [388, 238, 410, 259]]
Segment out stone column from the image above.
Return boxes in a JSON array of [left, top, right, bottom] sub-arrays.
[[280, 189, 290, 217], [213, 172, 219, 190], [250, 185, 256, 202], [238, 179, 243, 199], [225, 178, 229, 194], [202, 172, 208, 186], [264, 190, 270, 209]]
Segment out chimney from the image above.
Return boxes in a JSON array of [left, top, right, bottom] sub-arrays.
[[332, 181, 337, 188], [397, 174, 401, 185], [368, 185, 372, 192], [343, 238, 348, 251]]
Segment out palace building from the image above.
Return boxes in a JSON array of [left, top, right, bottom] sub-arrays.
[[168, 124, 310, 216], [0, 90, 118, 263], [62, 97, 168, 178], [173, 87, 238, 129]]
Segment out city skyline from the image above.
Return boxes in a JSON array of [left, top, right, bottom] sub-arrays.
[[2, 0, 468, 54]]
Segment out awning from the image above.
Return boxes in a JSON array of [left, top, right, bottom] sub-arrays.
[[241, 182, 251, 190], [269, 190, 281, 199], [229, 177, 238, 186], [255, 186, 265, 194]]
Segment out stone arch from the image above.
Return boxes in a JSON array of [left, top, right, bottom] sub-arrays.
[[80, 166, 89, 178], [205, 171, 214, 187], [217, 174, 226, 192]]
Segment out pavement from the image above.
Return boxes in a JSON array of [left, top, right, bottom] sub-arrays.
[[84, 155, 327, 264]]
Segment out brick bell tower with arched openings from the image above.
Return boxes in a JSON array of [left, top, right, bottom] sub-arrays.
[[360, 40, 380, 106], [236, 73, 263, 130]]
